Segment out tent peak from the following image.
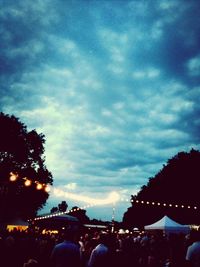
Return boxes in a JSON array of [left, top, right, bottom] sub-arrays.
[[144, 215, 190, 234]]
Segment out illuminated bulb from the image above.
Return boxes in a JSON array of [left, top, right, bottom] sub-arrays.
[[157, 202, 160, 205], [44, 185, 51, 192], [152, 202, 155, 205], [169, 204, 172, 207], [194, 207, 197, 209], [36, 183, 43, 190], [24, 179, 31, 186], [9, 172, 18, 182]]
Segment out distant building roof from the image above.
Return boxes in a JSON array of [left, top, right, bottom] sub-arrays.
[[52, 214, 79, 222]]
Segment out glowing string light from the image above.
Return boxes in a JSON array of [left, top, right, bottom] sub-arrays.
[[130, 199, 199, 211], [24, 179, 32, 187], [52, 189, 120, 205], [36, 183, 43, 190], [9, 170, 200, 218], [9, 172, 18, 182], [9, 171, 51, 192], [33, 196, 200, 222], [31, 187, 200, 221], [44, 185, 51, 192]]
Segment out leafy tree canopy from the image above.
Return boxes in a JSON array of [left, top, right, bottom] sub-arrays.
[[0, 112, 53, 222], [123, 149, 200, 228], [50, 207, 59, 214], [50, 201, 68, 213]]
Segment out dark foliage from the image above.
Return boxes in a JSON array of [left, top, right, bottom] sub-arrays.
[[123, 149, 200, 228], [50, 201, 68, 213], [58, 201, 68, 212], [0, 112, 53, 222], [50, 207, 59, 214]]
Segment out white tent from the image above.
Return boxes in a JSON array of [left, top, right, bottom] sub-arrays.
[[144, 215, 190, 234]]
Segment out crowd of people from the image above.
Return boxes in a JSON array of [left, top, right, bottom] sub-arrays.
[[0, 225, 200, 267]]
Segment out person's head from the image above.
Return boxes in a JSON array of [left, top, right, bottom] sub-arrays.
[[61, 227, 79, 242], [98, 232, 109, 246]]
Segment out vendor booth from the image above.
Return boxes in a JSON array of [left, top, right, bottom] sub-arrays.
[[7, 217, 29, 232]]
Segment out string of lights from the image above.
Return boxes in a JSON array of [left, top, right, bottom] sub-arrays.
[[33, 197, 199, 222], [129, 199, 198, 210], [9, 171, 198, 221], [33, 203, 95, 221], [9, 172, 51, 192]]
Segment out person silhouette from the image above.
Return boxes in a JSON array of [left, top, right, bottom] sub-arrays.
[[50, 227, 81, 267], [186, 229, 200, 267]]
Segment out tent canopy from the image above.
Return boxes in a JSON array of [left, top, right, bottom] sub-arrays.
[[7, 218, 29, 226], [144, 215, 190, 234]]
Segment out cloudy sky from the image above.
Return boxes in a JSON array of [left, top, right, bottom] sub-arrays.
[[1, 0, 200, 221]]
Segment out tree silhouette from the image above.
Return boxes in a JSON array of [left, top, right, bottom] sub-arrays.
[[0, 112, 53, 223], [50, 207, 59, 214], [58, 201, 68, 212], [50, 201, 68, 213], [123, 149, 200, 228]]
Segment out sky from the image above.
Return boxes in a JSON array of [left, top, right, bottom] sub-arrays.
[[1, 0, 200, 221]]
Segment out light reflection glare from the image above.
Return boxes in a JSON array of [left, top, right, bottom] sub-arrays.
[[52, 188, 120, 205]]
